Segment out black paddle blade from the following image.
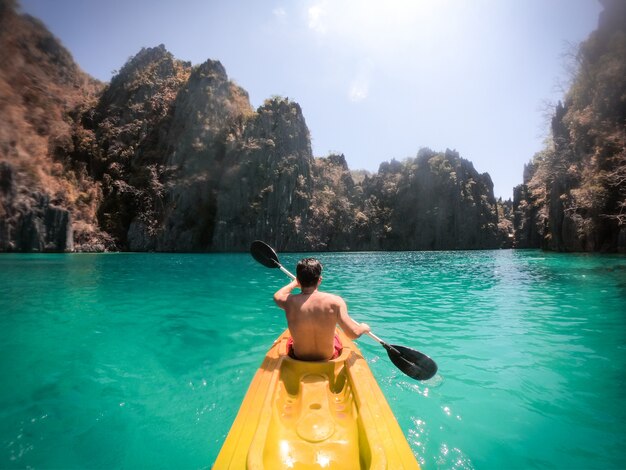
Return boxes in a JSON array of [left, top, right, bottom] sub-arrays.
[[250, 240, 280, 269], [384, 344, 438, 381]]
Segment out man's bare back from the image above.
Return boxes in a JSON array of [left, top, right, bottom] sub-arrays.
[[274, 258, 370, 361]]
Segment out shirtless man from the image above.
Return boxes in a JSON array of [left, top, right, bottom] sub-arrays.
[[273, 258, 371, 361]]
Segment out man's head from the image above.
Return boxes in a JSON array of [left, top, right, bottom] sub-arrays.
[[296, 258, 323, 288]]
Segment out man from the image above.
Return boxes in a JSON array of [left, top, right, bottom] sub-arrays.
[[273, 257, 371, 361]]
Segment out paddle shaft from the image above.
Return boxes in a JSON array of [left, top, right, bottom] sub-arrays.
[[278, 264, 297, 281], [273, 261, 389, 349], [366, 331, 391, 348]]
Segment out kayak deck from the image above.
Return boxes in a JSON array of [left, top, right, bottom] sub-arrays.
[[213, 329, 420, 469]]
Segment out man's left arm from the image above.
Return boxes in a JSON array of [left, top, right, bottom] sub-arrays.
[[336, 296, 371, 339]]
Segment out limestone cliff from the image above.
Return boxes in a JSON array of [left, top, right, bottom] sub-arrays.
[[307, 153, 360, 251], [212, 98, 314, 251], [513, 0, 626, 252], [0, 0, 510, 253], [357, 149, 500, 250], [73, 45, 255, 251], [77, 45, 192, 250], [512, 162, 544, 248], [152, 59, 253, 251], [0, 0, 105, 251]]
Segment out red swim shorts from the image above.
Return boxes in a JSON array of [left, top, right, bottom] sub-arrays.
[[286, 334, 343, 360]]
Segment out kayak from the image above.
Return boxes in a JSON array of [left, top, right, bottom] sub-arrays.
[[213, 329, 420, 469]]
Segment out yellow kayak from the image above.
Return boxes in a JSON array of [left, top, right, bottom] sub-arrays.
[[213, 329, 420, 469]]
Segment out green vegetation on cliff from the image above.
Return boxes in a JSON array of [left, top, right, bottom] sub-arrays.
[[2, 0, 623, 252], [514, 0, 626, 252], [0, 1, 105, 251], [0, 0, 507, 253]]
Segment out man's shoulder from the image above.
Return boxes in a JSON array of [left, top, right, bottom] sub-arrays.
[[317, 291, 345, 305]]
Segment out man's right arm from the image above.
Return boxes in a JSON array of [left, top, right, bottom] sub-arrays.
[[336, 296, 370, 339], [273, 279, 299, 309]]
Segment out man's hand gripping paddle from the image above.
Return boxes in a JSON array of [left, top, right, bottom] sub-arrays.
[[250, 240, 438, 381]]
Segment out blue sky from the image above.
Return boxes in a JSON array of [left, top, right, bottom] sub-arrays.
[[19, 0, 602, 199]]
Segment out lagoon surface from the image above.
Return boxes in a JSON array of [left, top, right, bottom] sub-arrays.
[[1, 250, 625, 469]]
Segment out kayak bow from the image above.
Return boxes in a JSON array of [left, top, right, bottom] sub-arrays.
[[213, 329, 420, 469]]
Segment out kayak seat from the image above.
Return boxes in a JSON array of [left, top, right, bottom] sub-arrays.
[[278, 334, 352, 364], [250, 346, 364, 468]]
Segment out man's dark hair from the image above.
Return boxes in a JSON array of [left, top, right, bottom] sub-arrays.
[[296, 258, 323, 288]]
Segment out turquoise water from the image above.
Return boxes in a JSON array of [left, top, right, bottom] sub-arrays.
[[1, 250, 625, 469]]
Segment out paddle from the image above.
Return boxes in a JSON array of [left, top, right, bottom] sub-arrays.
[[250, 240, 438, 381]]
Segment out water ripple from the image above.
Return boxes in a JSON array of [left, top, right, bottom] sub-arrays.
[[1, 251, 625, 468]]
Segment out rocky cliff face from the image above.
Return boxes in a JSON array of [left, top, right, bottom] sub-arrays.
[[0, 0, 515, 253], [512, 162, 544, 249], [152, 59, 253, 251], [0, 0, 105, 251], [4, 0, 624, 253], [78, 45, 192, 250], [212, 98, 314, 251], [356, 149, 500, 250], [307, 153, 360, 250], [513, 0, 626, 252], [71, 45, 256, 251], [0, 161, 72, 251]]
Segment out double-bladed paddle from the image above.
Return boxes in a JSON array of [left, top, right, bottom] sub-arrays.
[[250, 240, 438, 381]]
